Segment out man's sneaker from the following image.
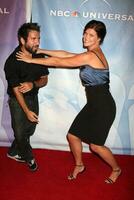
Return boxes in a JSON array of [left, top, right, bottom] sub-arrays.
[[27, 159, 38, 172], [7, 153, 25, 163]]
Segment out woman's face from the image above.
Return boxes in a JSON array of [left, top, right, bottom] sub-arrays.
[[83, 28, 100, 49]]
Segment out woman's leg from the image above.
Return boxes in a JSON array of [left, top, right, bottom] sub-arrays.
[[90, 143, 121, 183], [67, 133, 85, 179]]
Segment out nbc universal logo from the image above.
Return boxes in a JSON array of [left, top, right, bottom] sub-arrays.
[[0, 7, 9, 14], [49, 0, 134, 22]]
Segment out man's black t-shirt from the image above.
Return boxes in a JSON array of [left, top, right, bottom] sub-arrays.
[[4, 46, 49, 97]]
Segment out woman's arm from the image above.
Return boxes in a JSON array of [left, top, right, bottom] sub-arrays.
[[37, 49, 77, 58], [18, 76, 48, 93], [16, 51, 90, 68]]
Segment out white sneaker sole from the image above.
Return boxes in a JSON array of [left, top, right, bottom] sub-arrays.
[[7, 154, 25, 163]]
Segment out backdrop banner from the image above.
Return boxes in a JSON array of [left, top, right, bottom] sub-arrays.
[[0, 0, 134, 155], [31, 0, 134, 155], [0, 0, 26, 145]]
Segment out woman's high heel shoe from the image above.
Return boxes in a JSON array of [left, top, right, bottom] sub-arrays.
[[68, 165, 86, 180], [105, 168, 122, 184]]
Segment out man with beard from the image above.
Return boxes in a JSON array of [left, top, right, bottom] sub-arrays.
[[4, 23, 49, 171]]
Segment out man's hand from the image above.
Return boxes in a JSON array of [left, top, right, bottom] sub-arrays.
[[18, 82, 34, 93], [26, 110, 39, 123]]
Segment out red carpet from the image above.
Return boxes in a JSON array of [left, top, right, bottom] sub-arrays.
[[0, 147, 133, 200]]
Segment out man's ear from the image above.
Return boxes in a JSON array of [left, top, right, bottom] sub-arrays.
[[20, 37, 25, 45]]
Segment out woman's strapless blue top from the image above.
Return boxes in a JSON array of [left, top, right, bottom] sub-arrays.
[[80, 65, 109, 86]]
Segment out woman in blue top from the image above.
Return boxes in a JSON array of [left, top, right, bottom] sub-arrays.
[[16, 20, 121, 184]]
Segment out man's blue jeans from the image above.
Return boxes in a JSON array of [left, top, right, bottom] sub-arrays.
[[8, 95, 39, 162]]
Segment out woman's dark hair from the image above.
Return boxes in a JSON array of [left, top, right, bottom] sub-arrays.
[[17, 22, 40, 45], [83, 20, 107, 44]]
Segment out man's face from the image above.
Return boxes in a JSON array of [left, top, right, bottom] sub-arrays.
[[23, 30, 40, 54]]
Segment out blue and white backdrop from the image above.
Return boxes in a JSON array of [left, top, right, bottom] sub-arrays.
[[0, 0, 134, 155]]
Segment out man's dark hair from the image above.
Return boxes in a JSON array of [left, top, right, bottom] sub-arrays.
[[17, 22, 40, 45]]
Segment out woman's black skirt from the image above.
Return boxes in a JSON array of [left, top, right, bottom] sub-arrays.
[[68, 84, 116, 145]]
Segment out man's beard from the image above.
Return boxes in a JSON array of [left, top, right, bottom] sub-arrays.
[[25, 44, 39, 54]]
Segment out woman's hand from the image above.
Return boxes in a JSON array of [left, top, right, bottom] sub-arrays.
[[16, 51, 32, 63], [18, 82, 34, 93]]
